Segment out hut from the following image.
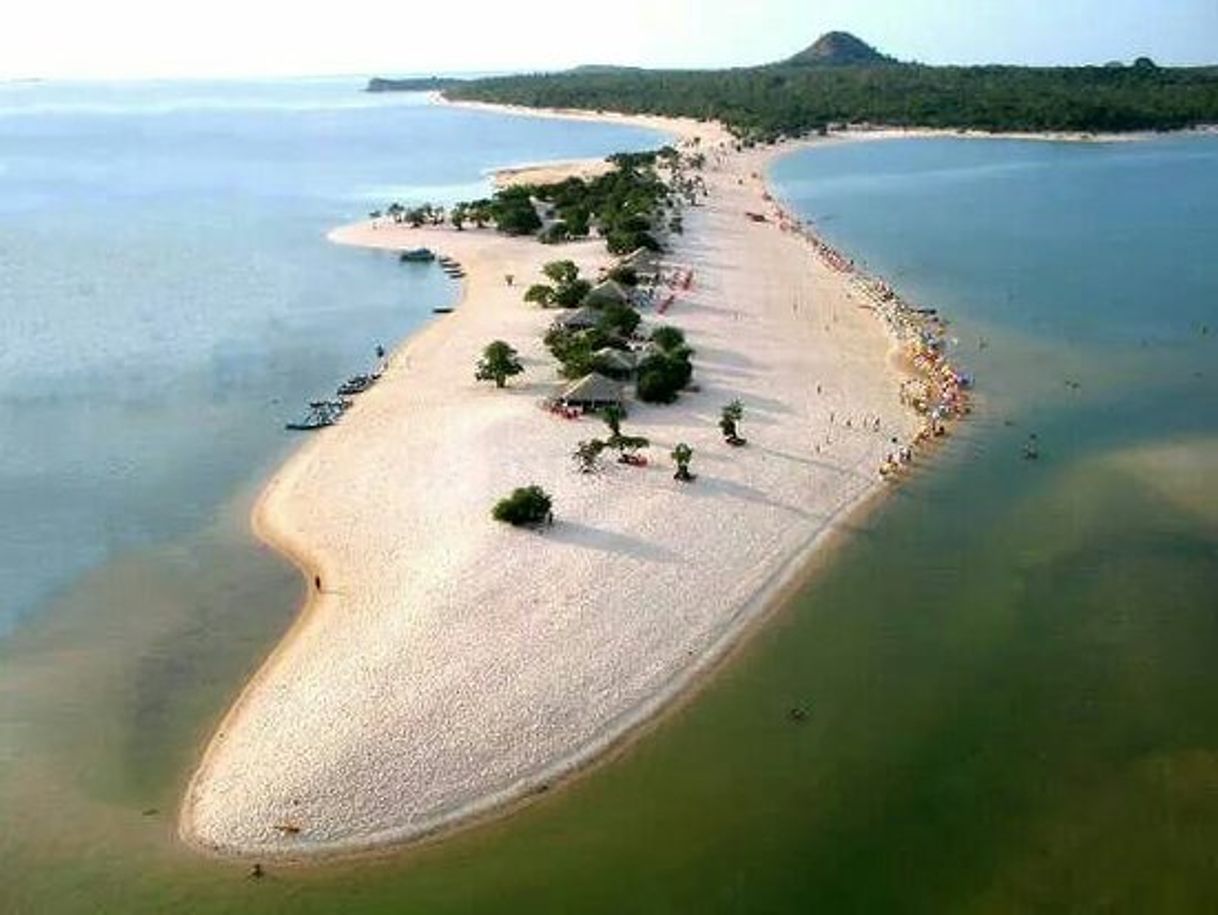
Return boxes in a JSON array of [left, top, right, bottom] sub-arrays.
[[619, 246, 660, 273], [592, 347, 637, 378], [552, 306, 602, 331], [559, 373, 624, 413], [582, 279, 631, 309]]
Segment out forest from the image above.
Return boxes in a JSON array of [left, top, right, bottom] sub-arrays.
[[443, 62, 1218, 140]]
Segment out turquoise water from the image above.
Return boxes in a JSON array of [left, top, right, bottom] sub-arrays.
[[0, 79, 665, 636], [3, 112, 1218, 911]]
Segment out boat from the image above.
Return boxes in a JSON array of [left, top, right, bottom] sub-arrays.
[[399, 248, 436, 263], [432, 306, 454, 314], [285, 399, 350, 431], [336, 372, 381, 397]]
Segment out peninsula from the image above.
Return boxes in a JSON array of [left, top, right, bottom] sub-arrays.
[[181, 96, 970, 857]]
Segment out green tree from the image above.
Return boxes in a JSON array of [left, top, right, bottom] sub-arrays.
[[543, 260, 579, 286], [475, 340, 524, 389], [719, 399, 746, 445], [573, 439, 607, 474], [492, 485, 553, 526], [671, 443, 695, 482], [524, 284, 555, 307], [650, 325, 686, 351], [597, 303, 641, 338]]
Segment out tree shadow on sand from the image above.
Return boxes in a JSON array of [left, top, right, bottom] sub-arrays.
[[544, 522, 682, 563]]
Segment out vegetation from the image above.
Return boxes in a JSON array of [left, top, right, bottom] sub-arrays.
[[486, 186, 543, 236], [600, 405, 649, 462], [598, 303, 641, 338], [445, 41, 1218, 141], [526, 260, 593, 309], [475, 340, 524, 388], [636, 349, 693, 403], [635, 328, 695, 404], [492, 485, 553, 526], [671, 443, 695, 482], [443, 153, 673, 254], [719, 399, 747, 446], [606, 265, 639, 287], [649, 325, 687, 352], [572, 439, 607, 474]]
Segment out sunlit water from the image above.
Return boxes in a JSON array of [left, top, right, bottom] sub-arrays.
[[2, 108, 1217, 912]]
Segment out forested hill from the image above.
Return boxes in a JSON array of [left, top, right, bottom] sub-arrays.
[[436, 33, 1218, 139]]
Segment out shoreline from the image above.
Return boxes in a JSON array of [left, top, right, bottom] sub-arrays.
[[180, 99, 961, 860]]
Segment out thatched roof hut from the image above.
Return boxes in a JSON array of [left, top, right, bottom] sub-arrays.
[[619, 247, 660, 271], [593, 347, 637, 376], [559, 373, 624, 412], [552, 306, 602, 331], [582, 279, 630, 309]]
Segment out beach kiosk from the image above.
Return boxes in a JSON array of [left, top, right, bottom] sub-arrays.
[[559, 373, 624, 413], [581, 279, 631, 309], [552, 306, 603, 331]]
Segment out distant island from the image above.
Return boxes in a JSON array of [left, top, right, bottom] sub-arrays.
[[366, 76, 465, 93], [367, 31, 1218, 139]]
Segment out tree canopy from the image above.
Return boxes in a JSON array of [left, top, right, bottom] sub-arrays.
[[446, 63, 1218, 141]]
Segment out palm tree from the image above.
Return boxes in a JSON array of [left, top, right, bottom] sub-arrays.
[[600, 405, 648, 463], [672, 443, 695, 482], [573, 439, 607, 474], [720, 399, 746, 446]]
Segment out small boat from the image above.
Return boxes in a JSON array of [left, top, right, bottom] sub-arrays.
[[400, 248, 436, 263], [336, 373, 381, 397], [432, 306, 455, 314], [285, 399, 350, 431]]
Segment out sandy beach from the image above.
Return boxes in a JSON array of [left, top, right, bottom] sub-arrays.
[[181, 104, 930, 858]]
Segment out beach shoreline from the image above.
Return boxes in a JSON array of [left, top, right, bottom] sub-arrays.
[[180, 98, 962, 860]]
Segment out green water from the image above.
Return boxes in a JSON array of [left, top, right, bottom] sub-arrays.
[[4, 137, 1218, 911]]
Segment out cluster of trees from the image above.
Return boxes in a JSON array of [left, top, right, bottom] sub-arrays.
[[572, 404, 650, 473], [447, 63, 1218, 140], [525, 259, 591, 308], [636, 326, 694, 404], [529, 260, 642, 379], [450, 151, 674, 250]]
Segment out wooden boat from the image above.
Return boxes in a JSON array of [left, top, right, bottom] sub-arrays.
[[336, 372, 381, 397], [285, 399, 350, 431], [432, 306, 455, 314], [400, 248, 436, 263]]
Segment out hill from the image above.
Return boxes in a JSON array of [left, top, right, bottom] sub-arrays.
[[783, 31, 896, 67]]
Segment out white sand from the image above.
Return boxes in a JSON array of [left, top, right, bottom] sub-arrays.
[[491, 158, 616, 188], [181, 106, 920, 858]]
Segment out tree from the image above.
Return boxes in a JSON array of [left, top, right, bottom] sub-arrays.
[[600, 403, 625, 438], [450, 203, 468, 231], [543, 260, 580, 286], [524, 284, 555, 307], [475, 340, 524, 389], [720, 399, 747, 446], [554, 278, 592, 308], [607, 265, 639, 287], [597, 303, 641, 338], [636, 350, 694, 404], [650, 325, 686, 352], [573, 439, 607, 474], [671, 443, 695, 482], [492, 485, 553, 526]]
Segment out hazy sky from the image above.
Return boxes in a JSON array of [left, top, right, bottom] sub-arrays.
[[3, 0, 1216, 80]]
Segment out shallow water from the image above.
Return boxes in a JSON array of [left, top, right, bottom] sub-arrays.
[[3, 116, 1218, 910]]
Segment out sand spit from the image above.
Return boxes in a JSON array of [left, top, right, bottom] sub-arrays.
[[491, 158, 617, 188], [181, 107, 927, 858]]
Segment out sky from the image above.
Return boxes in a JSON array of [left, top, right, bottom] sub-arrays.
[[2, 0, 1216, 80]]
